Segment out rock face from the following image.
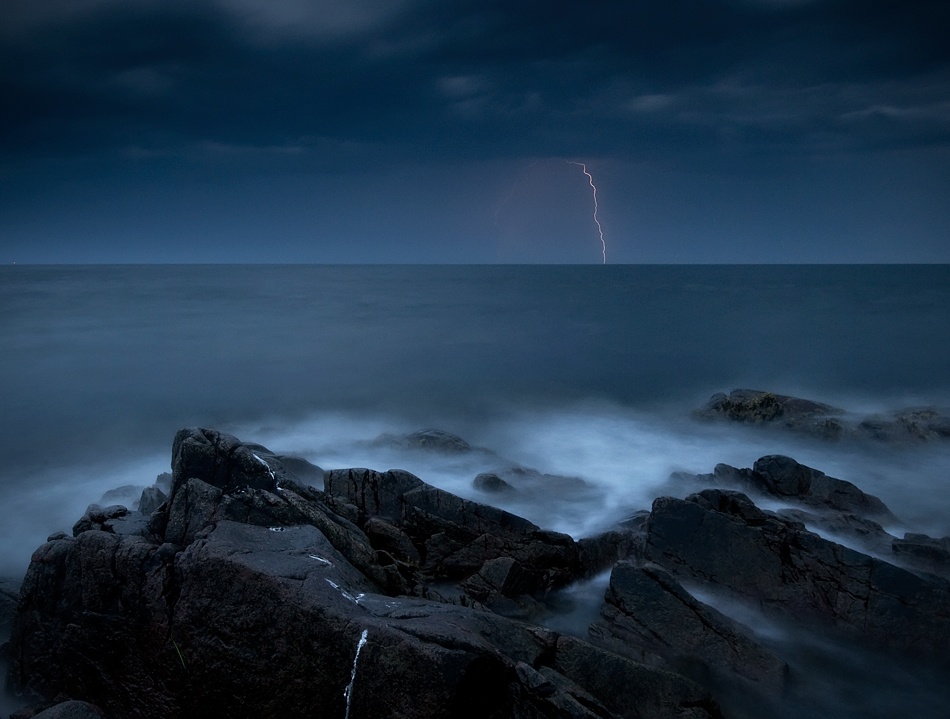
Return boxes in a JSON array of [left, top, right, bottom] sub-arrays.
[[696, 389, 950, 443], [12, 427, 950, 718], [591, 561, 789, 695], [7, 428, 718, 719], [642, 488, 950, 656], [687, 455, 894, 520]]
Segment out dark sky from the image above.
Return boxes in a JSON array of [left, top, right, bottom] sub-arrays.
[[2, 0, 948, 263]]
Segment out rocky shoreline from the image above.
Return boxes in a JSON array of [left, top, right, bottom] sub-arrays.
[[3, 405, 950, 718]]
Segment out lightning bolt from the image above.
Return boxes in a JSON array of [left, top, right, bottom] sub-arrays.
[[567, 160, 607, 264]]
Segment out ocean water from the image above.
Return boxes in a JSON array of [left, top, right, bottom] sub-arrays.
[[2, 264, 950, 714]]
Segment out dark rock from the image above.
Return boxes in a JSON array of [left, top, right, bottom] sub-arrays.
[[857, 407, 950, 442], [324, 467, 587, 605], [487, 465, 588, 494], [371, 428, 474, 454], [675, 455, 896, 521], [71, 504, 129, 536], [591, 561, 788, 695], [473, 472, 514, 493], [696, 389, 842, 427], [892, 533, 950, 577], [17, 700, 106, 719], [137, 485, 168, 516], [775, 507, 895, 557], [98, 484, 142, 506], [697, 389, 950, 444], [171, 427, 278, 493], [7, 429, 721, 719], [644, 488, 950, 656], [154, 472, 172, 492], [1, 577, 20, 641], [752, 455, 895, 519], [273, 454, 324, 484]]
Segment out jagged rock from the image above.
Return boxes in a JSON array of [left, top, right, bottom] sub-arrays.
[[892, 533, 950, 577], [8, 428, 720, 719], [70, 504, 142, 536], [137, 486, 168, 516], [591, 561, 788, 696], [171, 427, 279, 492], [676, 455, 895, 521], [775, 507, 895, 557], [323, 466, 586, 606], [752, 455, 895, 519], [643, 488, 950, 655]]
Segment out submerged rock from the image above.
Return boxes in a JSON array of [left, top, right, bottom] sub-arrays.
[[370, 428, 476, 454]]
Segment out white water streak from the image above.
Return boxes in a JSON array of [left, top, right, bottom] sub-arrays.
[[343, 629, 369, 719]]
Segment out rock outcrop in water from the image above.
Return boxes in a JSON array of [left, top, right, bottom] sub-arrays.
[[6, 428, 950, 718], [697, 388, 950, 443], [5, 428, 716, 719]]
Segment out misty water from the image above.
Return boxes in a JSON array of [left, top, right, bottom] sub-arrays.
[[2, 264, 949, 717]]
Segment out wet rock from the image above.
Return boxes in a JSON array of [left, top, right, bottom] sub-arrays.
[[591, 561, 788, 696], [473, 472, 514, 493], [697, 389, 950, 444], [775, 507, 895, 557], [752, 455, 895, 520], [675, 455, 895, 521], [7, 428, 720, 719], [644, 488, 950, 656], [371, 428, 475, 454], [138, 485, 168, 516], [892, 533, 950, 577], [171, 427, 279, 493], [696, 389, 843, 428]]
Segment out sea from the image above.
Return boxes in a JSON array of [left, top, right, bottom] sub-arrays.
[[2, 264, 949, 716]]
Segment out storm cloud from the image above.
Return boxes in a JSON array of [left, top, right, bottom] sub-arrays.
[[2, 0, 948, 262]]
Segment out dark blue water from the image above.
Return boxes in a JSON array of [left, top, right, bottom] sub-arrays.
[[2, 264, 949, 574], [3, 264, 950, 718]]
